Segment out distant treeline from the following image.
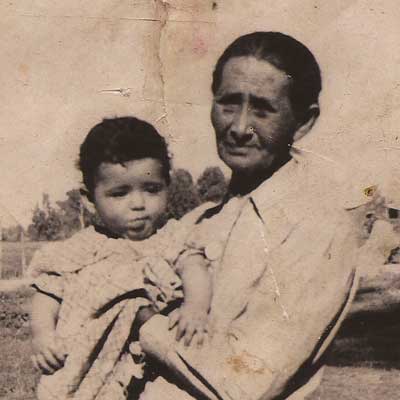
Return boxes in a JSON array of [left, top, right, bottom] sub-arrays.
[[2, 167, 228, 242]]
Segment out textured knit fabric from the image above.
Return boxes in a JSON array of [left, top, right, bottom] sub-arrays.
[[28, 204, 212, 400]]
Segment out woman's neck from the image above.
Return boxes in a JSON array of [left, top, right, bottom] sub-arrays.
[[228, 153, 292, 196]]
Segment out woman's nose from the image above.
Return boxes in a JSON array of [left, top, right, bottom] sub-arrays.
[[230, 107, 253, 144]]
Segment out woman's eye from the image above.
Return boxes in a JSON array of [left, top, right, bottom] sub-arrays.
[[222, 106, 236, 114], [254, 109, 268, 118]]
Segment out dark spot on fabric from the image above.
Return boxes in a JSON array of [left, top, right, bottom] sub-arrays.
[[227, 353, 265, 375], [364, 185, 377, 197]]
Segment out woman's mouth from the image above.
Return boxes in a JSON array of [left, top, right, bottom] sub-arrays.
[[224, 142, 254, 155]]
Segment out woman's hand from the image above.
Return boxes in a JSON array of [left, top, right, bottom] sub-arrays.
[[31, 332, 67, 375], [168, 303, 210, 347]]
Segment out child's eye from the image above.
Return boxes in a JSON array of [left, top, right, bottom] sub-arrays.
[[108, 190, 128, 197], [143, 183, 164, 194], [106, 184, 131, 197]]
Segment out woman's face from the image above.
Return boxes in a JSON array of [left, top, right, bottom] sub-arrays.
[[211, 56, 298, 175]]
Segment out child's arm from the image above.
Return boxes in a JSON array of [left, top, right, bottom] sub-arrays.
[[31, 292, 66, 374], [169, 253, 212, 347]]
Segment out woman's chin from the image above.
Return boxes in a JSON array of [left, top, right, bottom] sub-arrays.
[[226, 158, 268, 176], [221, 153, 253, 172]]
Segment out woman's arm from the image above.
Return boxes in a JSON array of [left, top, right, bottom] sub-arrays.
[[31, 292, 66, 374]]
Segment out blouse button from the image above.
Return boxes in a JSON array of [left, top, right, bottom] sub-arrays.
[[205, 242, 224, 261]]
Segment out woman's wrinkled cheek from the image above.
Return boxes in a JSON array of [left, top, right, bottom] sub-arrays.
[[211, 104, 227, 139]]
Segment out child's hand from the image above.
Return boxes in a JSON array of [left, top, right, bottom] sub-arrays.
[[31, 332, 67, 375], [168, 304, 209, 347]]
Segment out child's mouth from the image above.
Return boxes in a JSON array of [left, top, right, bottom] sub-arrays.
[[127, 218, 148, 231]]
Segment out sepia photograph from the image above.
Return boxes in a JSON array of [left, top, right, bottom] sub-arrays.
[[1, 1, 400, 399]]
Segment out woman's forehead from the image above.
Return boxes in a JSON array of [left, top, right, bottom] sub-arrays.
[[218, 56, 291, 98]]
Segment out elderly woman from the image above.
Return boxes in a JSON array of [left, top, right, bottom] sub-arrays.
[[137, 32, 361, 400]]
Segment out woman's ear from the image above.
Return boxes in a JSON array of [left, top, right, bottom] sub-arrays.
[[80, 188, 96, 215], [293, 103, 320, 142]]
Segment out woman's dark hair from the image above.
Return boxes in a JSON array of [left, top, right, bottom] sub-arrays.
[[212, 32, 322, 115], [78, 116, 170, 195]]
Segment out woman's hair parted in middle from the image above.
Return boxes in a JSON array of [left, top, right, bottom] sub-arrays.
[[78, 116, 171, 195]]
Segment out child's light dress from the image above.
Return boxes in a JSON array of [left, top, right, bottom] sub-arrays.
[[28, 202, 219, 400]]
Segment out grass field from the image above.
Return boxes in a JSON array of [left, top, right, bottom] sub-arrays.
[[0, 241, 41, 279], [0, 242, 41, 399], [1, 242, 400, 399], [309, 269, 400, 399]]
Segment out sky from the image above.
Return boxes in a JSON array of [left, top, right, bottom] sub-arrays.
[[1, 0, 400, 227]]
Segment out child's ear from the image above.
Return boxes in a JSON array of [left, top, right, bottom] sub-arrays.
[[80, 188, 96, 215]]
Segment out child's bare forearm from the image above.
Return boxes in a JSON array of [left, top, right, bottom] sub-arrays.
[[31, 292, 60, 337], [180, 254, 212, 310], [169, 254, 212, 346], [31, 292, 66, 374]]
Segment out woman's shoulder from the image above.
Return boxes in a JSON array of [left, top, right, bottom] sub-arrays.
[[180, 202, 221, 224], [157, 202, 220, 233]]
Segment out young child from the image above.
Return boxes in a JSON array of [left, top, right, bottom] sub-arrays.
[[29, 116, 211, 399]]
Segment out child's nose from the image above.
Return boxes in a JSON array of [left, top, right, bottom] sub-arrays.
[[129, 191, 145, 209]]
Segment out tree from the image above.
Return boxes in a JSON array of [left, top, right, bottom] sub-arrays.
[[167, 169, 200, 220], [1, 224, 23, 242], [27, 194, 62, 241], [27, 189, 101, 241], [57, 189, 85, 238], [57, 189, 101, 238], [44, 206, 62, 241], [196, 166, 228, 204]]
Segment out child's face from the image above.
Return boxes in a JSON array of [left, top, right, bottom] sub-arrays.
[[93, 158, 168, 240]]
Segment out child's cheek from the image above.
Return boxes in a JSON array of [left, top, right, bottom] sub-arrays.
[[154, 192, 168, 214]]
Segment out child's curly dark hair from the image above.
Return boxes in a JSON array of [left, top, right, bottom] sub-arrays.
[[78, 116, 171, 196]]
